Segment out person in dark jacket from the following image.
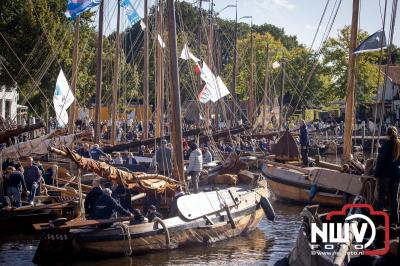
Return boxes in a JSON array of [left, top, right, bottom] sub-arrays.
[[6, 166, 28, 207], [112, 183, 137, 213], [24, 157, 41, 204], [77, 143, 91, 158], [94, 188, 132, 219], [90, 144, 108, 161], [374, 126, 400, 224], [299, 120, 310, 166], [84, 179, 103, 219], [145, 205, 163, 222]]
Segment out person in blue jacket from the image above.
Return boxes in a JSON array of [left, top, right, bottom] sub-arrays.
[[374, 126, 400, 224], [112, 182, 137, 213], [90, 144, 108, 161], [94, 188, 132, 219], [299, 120, 309, 166]]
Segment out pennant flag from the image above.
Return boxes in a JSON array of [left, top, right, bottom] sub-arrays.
[[354, 30, 387, 54], [158, 34, 165, 48], [272, 61, 281, 69], [140, 20, 146, 30], [65, 0, 101, 19], [180, 44, 200, 62], [198, 63, 230, 103], [53, 70, 75, 127], [121, 0, 141, 25], [195, 64, 201, 74]]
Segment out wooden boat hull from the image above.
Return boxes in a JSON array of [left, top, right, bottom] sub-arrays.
[[33, 182, 270, 262], [262, 164, 346, 207]]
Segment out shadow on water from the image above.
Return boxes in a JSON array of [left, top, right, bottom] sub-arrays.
[[0, 200, 306, 266]]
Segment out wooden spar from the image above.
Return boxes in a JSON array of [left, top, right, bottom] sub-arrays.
[[262, 43, 270, 132], [260, 159, 310, 175], [343, 0, 359, 162], [94, 0, 104, 143], [143, 0, 149, 139], [196, 0, 202, 129], [251, 124, 337, 139], [231, 1, 238, 125], [68, 16, 80, 135], [248, 17, 254, 124], [110, 1, 121, 145], [155, 0, 164, 138], [166, 0, 185, 181], [0, 121, 44, 144], [102, 125, 250, 153], [279, 55, 285, 130]]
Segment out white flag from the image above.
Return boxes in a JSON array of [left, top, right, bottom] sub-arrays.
[[272, 61, 281, 69], [53, 69, 75, 127], [157, 34, 165, 48], [198, 63, 230, 103], [140, 20, 146, 30], [179, 44, 200, 62]]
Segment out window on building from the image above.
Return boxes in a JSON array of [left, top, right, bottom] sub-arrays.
[[5, 100, 11, 119]]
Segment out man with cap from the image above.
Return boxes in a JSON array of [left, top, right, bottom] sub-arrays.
[[155, 139, 172, 176], [94, 188, 132, 219], [186, 143, 203, 193]]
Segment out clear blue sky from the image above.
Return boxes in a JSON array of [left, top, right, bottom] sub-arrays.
[[98, 0, 400, 47]]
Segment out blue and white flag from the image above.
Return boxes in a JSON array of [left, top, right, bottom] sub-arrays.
[[53, 70, 75, 127], [120, 0, 141, 25], [65, 0, 101, 19], [354, 30, 387, 54]]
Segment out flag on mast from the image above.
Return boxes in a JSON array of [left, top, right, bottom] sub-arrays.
[[53, 70, 75, 127], [65, 0, 100, 19], [354, 30, 387, 54]]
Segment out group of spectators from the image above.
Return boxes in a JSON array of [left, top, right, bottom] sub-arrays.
[[1, 157, 53, 207]]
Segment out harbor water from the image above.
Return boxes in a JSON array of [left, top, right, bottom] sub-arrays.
[[0, 201, 304, 266]]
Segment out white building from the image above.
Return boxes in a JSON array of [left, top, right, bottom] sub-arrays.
[[0, 85, 27, 126], [377, 65, 400, 122]]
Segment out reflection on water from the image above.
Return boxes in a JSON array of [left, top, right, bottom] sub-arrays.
[[0, 201, 304, 266]]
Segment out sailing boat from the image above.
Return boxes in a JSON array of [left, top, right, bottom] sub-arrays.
[[261, 0, 375, 207], [32, 0, 274, 262]]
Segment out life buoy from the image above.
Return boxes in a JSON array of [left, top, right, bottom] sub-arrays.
[[260, 196, 275, 221]]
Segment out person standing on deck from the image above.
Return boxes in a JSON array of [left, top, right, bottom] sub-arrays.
[[186, 143, 203, 193], [299, 120, 310, 166], [84, 179, 103, 219], [24, 157, 42, 205], [94, 188, 132, 219], [374, 126, 400, 225], [5, 166, 28, 207], [90, 144, 108, 161], [155, 139, 172, 176]]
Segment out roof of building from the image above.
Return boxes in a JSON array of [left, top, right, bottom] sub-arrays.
[[380, 65, 400, 85]]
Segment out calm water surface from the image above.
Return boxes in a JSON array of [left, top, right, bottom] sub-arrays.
[[0, 201, 304, 266]]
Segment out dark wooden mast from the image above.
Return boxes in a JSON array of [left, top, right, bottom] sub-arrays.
[[231, 1, 238, 126], [155, 0, 164, 138], [94, 0, 104, 143], [110, 1, 121, 145], [143, 0, 149, 139], [248, 17, 254, 124], [166, 0, 184, 181], [343, 0, 359, 162], [68, 16, 80, 134]]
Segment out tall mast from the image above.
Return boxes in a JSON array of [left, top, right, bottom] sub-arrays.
[[110, 1, 121, 145], [166, 0, 184, 182], [196, 0, 202, 129], [155, 0, 164, 138], [94, 0, 104, 143], [143, 0, 149, 139], [231, 1, 238, 125], [279, 55, 285, 130], [248, 18, 254, 124], [68, 16, 80, 134], [343, 0, 359, 162], [262, 43, 269, 133]]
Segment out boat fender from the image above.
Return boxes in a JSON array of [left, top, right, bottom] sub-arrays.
[[260, 197, 275, 221], [309, 183, 318, 200], [153, 217, 170, 248], [49, 217, 67, 227]]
